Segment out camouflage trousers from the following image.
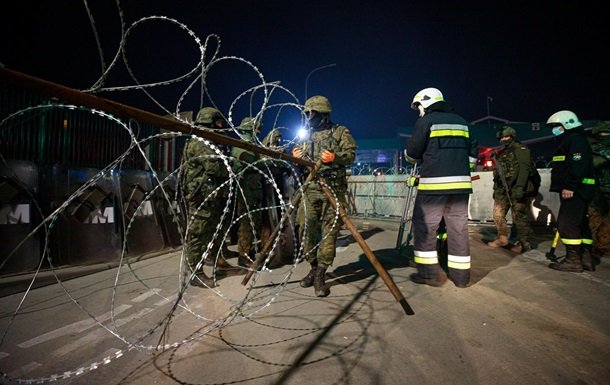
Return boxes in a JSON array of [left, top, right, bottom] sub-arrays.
[[236, 174, 263, 256], [297, 184, 347, 268], [492, 193, 532, 243], [184, 194, 229, 269], [588, 206, 610, 258]]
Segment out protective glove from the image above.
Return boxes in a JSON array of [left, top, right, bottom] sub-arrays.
[[405, 176, 420, 187], [292, 147, 303, 158], [511, 185, 524, 200], [321, 149, 335, 163]]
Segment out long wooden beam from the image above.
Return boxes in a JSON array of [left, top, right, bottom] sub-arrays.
[[1, 66, 413, 315], [0, 66, 311, 167]]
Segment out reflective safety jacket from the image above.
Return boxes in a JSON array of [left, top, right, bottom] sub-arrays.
[[550, 127, 596, 200], [405, 102, 478, 195]]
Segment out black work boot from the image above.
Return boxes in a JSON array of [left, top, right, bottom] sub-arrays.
[[549, 245, 583, 272], [314, 267, 330, 297], [410, 271, 447, 287], [581, 245, 595, 272]]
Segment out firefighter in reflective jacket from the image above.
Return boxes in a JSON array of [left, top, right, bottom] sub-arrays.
[[405, 88, 478, 288], [546, 110, 596, 272]]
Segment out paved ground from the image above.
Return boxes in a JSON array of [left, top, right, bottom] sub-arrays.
[[0, 221, 609, 385]]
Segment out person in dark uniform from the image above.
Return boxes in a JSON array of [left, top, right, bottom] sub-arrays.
[[405, 88, 478, 288], [546, 110, 596, 272]]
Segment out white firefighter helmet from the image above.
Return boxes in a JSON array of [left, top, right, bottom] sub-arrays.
[[411, 88, 444, 110], [546, 110, 581, 130]]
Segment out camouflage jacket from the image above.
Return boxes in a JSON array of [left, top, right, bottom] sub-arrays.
[[231, 131, 261, 174], [298, 124, 357, 187], [181, 137, 230, 200], [591, 138, 610, 196], [493, 141, 532, 192]]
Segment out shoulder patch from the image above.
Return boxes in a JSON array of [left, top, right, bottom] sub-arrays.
[[573, 153, 582, 161]]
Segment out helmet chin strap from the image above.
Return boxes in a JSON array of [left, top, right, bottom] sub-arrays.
[[418, 105, 426, 117]]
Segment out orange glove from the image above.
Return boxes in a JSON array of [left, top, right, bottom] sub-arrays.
[[292, 147, 303, 158], [321, 150, 335, 163]]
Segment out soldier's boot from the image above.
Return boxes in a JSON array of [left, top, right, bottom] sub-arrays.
[[204, 247, 240, 271], [314, 267, 330, 297], [238, 252, 253, 268], [510, 240, 532, 254], [221, 245, 239, 260], [581, 245, 595, 272], [549, 245, 583, 272], [488, 235, 509, 248], [300, 261, 318, 288], [190, 271, 216, 288]]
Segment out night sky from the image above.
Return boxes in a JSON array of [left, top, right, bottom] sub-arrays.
[[1, 0, 608, 140]]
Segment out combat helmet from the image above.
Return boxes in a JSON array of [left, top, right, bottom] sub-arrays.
[[262, 128, 282, 146], [496, 126, 517, 140], [592, 121, 610, 136], [304, 96, 332, 114], [195, 107, 223, 126], [239, 116, 263, 132]]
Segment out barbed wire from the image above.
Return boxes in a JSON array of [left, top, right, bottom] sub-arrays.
[[0, 4, 352, 384]]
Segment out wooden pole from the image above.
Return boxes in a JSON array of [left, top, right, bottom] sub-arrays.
[[240, 161, 322, 285], [318, 180, 414, 315], [1, 66, 413, 315]]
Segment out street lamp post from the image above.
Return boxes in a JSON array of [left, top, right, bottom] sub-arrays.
[[304, 63, 336, 100], [486, 96, 493, 125]]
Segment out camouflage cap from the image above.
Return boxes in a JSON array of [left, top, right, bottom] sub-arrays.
[[592, 121, 610, 135], [195, 107, 222, 126]]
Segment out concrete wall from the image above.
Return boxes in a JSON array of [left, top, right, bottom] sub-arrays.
[[347, 169, 559, 226]]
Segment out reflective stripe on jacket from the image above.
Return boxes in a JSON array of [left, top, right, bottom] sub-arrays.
[[405, 102, 478, 195]]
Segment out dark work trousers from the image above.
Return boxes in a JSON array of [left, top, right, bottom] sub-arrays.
[[412, 194, 471, 285], [557, 193, 591, 246]]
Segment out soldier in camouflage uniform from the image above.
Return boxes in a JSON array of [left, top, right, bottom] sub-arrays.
[[231, 116, 264, 267], [587, 121, 610, 267], [292, 95, 357, 297], [488, 126, 535, 253], [181, 107, 238, 288]]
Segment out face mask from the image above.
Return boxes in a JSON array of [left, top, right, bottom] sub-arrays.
[[307, 112, 324, 131], [500, 137, 513, 146], [552, 126, 565, 136]]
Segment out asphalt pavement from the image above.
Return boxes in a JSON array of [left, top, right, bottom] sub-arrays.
[[0, 220, 608, 385]]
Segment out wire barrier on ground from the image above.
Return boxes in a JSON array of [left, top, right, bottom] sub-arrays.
[[0, 4, 354, 383]]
